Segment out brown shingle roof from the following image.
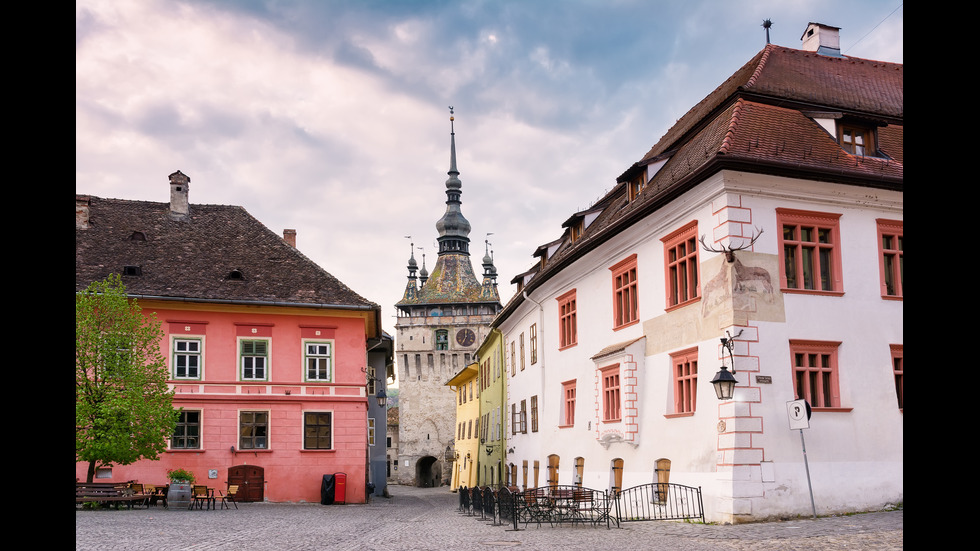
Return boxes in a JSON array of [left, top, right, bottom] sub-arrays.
[[76, 195, 379, 312], [493, 44, 902, 324]]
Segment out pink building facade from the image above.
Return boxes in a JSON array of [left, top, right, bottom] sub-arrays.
[[76, 173, 382, 503]]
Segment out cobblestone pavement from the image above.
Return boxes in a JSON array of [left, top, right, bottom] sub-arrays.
[[76, 485, 902, 551]]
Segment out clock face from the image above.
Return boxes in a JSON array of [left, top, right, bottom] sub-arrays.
[[456, 328, 476, 347]]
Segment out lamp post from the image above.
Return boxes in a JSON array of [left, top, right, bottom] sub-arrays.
[[710, 329, 743, 400]]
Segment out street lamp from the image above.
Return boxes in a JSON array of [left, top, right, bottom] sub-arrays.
[[710, 329, 743, 401], [361, 367, 388, 408]]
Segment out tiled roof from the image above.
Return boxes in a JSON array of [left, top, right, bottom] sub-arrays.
[[493, 44, 902, 324], [76, 195, 379, 311], [396, 253, 498, 307]]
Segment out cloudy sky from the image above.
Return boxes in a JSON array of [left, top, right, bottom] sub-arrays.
[[76, 0, 903, 337]]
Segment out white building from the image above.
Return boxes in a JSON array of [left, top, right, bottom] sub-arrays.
[[494, 23, 902, 523]]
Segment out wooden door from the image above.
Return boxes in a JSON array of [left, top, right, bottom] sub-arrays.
[[228, 465, 264, 502]]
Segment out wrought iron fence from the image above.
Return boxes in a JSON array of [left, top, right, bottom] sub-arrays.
[[613, 483, 704, 524]]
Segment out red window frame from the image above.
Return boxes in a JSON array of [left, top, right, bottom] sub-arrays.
[[891, 344, 903, 411], [777, 208, 844, 294], [557, 289, 577, 350], [790, 340, 842, 409], [561, 380, 576, 427], [671, 347, 698, 414], [662, 221, 700, 310], [610, 254, 639, 329], [877, 219, 903, 299], [600, 364, 621, 422]]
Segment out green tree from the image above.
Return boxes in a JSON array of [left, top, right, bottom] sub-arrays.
[[76, 274, 177, 482]]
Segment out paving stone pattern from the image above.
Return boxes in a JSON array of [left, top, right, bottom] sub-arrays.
[[75, 484, 902, 551]]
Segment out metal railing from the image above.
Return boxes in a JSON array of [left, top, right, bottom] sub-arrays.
[[455, 482, 703, 530], [613, 483, 704, 524]]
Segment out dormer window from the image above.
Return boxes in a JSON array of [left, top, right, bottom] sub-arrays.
[[226, 269, 244, 280], [627, 170, 646, 202], [570, 220, 584, 243], [122, 265, 142, 277], [838, 122, 876, 156], [128, 231, 146, 242]]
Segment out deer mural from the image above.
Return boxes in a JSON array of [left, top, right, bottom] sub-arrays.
[[699, 228, 774, 316]]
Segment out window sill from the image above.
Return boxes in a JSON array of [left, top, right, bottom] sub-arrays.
[[880, 294, 903, 301], [664, 297, 700, 313], [558, 343, 577, 351], [166, 448, 204, 453], [810, 407, 853, 413], [781, 288, 844, 297], [664, 412, 694, 419], [300, 448, 336, 453], [558, 424, 575, 429], [613, 319, 640, 332]]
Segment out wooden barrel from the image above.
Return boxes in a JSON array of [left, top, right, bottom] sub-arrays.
[[167, 482, 192, 509]]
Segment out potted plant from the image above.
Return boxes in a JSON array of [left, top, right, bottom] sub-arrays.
[[166, 468, 196, 509]]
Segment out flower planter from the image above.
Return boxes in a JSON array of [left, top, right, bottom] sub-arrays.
[[167, 482, 192, 509]]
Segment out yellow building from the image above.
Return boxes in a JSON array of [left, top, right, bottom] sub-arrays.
[[445, 362, 480, 491]]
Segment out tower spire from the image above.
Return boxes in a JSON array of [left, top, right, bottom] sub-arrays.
[[435, 106, 471, 255]]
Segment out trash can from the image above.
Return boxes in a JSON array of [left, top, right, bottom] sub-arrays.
[[335, 472, 347, 504], [320, 474, 336, 505]]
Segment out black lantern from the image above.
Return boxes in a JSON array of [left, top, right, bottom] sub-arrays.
[[711, 330, 743, 401], [374, 386, 387, 408]]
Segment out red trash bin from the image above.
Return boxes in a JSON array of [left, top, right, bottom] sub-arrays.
[[334, 472, 346, 504]]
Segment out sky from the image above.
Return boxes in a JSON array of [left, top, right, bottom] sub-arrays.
[[76, 0, 903, 339]]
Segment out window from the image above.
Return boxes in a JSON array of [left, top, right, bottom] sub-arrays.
[[240, 411, 269, 449], [877, 219, 903, 299], [839, 123, 876, 156], [435, 329, 449, 351], [671, 347, 698, 414], [510, 341, 516, 376], [557, 289, 577, 349], [790, 340, 842, 409], [519, 333, 526, 371], [547, 454, 560, 485], [368, 417, 376, 446], [574, 457, 585, 486], [519, 399, 527, 434], [530, 395, 539, 432], [891, 345, 903, 410], [304, 412, 332, 450], [173, 338, 202, 379], [530, 324, 538, 364], [240, 339, 269, 380], [610, 254, 639, 328], [561, 380, 576, 426], [511, 403, 518, 435], [601, 365, 621, 422], [172, 410, 200, 449], [305, 342, 332, 381], [777, 209, 843, 294], [662, 222, 700, 309]]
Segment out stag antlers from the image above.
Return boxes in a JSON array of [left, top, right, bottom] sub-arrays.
[[699, 227, 764, 263]]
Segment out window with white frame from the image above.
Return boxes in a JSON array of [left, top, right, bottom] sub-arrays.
[[173, 338, 202, 379], [240, 339, 269, 380], [305, 341, 333, 381]]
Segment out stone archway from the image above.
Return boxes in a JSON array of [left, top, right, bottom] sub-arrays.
[[415, 456, 442, 487]]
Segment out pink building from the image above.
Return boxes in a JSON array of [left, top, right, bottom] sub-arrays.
[[76, 171, 382, 503]]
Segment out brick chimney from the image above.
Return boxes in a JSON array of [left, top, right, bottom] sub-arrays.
[[801, 22, 842, 57], [76, 195, 91, 229], [283, 229, 297, 248], [169, 170, 190, 220]]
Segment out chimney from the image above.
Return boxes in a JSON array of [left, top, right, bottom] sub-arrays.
[[76, 195, 91, 229], [168, 170, 190, 220], [801, 22, 842, 57], [283, 229, 297, 248]]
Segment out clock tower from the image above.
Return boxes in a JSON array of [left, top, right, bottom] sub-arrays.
[[394, 109, 502, 487]]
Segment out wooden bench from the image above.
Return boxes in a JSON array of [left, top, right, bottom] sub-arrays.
[[76, 482, 150, 509]]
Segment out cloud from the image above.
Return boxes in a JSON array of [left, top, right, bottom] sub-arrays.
[[77, 0, 903, 335]]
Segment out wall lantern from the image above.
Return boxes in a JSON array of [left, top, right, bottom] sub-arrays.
[[710, 329, 743, 401], [444, 444, 456, 463], [361, 367, 388, 408]]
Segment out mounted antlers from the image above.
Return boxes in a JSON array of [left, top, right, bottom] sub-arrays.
[[699, 227, 764, 263]]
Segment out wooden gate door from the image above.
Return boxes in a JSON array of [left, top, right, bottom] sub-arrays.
[[228, 464, 264, 502]]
